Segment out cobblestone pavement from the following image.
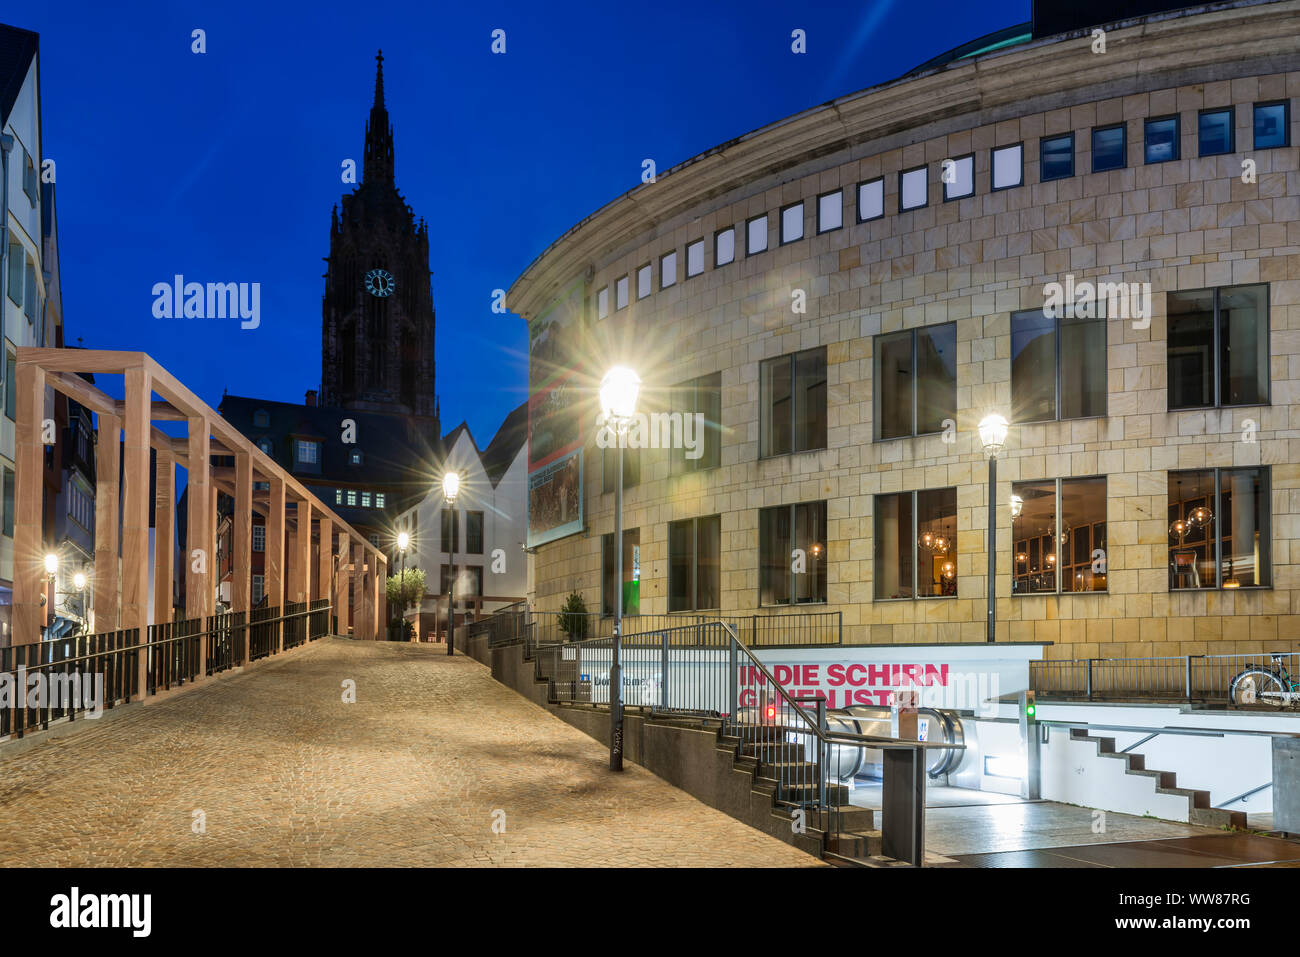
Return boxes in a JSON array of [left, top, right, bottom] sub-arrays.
[[0, 639, 819, 867]]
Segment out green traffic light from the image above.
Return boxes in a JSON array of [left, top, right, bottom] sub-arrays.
[[1026, 703, 1036, 716]]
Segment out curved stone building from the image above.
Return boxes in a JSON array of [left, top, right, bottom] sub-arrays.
[[510, 0, 1300, 663]]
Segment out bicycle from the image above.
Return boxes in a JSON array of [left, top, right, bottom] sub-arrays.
[[1228, 654, 1300, 707]]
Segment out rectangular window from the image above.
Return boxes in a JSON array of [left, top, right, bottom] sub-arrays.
[[4, 350, 14, 421], [746, 214, 768, 255], [817, 190, 843, 232], [466, 566, 484, 597], [23, 260, 35, 322], [714, 226, 735, 266], [1144, 115, 1180, 164], [874, 488, 957, 599], [601, 528, 641, 617], [2, 467, 13, 538], [22, 150, 35, 203], [686, 239, 705, 277], [899, 166, 927, 211], [1040, 133, 1074, 181], [857, 178, 885, 221], [760, 501, 826, 606], [361, 491, 371, 508], [597, 286, 609, 319], [1010, 307, 1106, 422], [441, 509, 459, 553], [760, 347, 826, 457], [672, 371, 722, 473], [637, 263, 652, 299], [873, 323, 957, 440], [1167, 283, 1268, 409], [334, 489, 342, 505], [943, 155, 974, 200], [1254, 101, 1290, 150], [1198, 107, 1235, 156], [375, 493, 385, 508], [466, 510, 484, 554], [991, 143, 1024, 190], [668, 515, 721, 611], [660, 250, 677, 288], [346, 489, 357, 506], [1012, 477, 1107, 594], [252, 575, 265, 604], [1169, 468, 1270, 590], [296, 440, 318, 464], [615, 275, 629, 310], [252, 524, 265, 552], [780, 202, 804, 244], [5, 242, 20, 306], [1092, 124, 1127, 172]]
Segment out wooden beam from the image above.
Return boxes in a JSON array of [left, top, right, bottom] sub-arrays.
[[122, 366, 152, 691], [94, 412, 121, 633], [186, 417, 211, 625], [295, 500, 311, 604], [337, 537, 350, 635], [317, 516, 333, 611], [266, 477, 285, 611], [153, 449, 174, 625], [12, 362, 46, 645], [233, 451, 252, 660]]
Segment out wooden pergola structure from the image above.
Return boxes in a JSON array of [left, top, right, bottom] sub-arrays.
[[11, 349, 388, 654]]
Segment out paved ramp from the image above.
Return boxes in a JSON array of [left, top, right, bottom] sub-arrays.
[[0, 639, 819, 867]]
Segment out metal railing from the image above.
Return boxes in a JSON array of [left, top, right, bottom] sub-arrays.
[[533, 618, 954, 863], [1031, 651, 1300, 703], [470, 604, 844, 658], [1, 601, 333, 742]]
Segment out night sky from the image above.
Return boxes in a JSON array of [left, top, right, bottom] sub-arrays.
[[23, 0, 1027, 444]]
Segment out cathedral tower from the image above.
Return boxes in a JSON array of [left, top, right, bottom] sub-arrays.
[[320, 51, 439, 427]]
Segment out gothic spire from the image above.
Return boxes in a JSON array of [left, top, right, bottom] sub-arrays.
[[363, 49, 395, 188]]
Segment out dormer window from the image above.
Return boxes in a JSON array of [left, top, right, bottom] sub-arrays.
[[253, 409, 270, 427]]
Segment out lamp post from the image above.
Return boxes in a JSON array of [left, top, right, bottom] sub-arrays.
[[43, 552, 58, 635], [978, 414, 1010, 643], [396, 530, 410, 641], [600, 365, 641, 773], [442, 471, 460, 656]]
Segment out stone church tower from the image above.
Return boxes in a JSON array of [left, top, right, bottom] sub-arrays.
[[320, 51, 440, 429]]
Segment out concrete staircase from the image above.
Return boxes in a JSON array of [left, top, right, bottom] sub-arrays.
[[1060, 729, 1246, 829]]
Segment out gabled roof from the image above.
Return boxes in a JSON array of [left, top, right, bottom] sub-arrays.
[[0, 25, 37, 128], [481, 401, 528, 488]]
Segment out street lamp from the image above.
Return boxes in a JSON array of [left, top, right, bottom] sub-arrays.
[[978, 413, 1010, 643], [600, 364, 641, 773], [442, 470, 460, 656], [43, 552, 58, 633], [396, 531, 410, 641]]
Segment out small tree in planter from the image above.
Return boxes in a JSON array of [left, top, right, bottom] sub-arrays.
[[386, 568, 426, 640], [557, 590, 589, 641]]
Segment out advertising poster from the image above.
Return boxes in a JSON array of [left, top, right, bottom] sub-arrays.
[[527, 279, 587, 547]]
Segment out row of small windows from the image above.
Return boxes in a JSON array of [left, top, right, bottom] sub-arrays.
[[625, 466, 1270, 612], [333, 488, 386, 509], [604, 281, 1267, 499], [592, 101, 1291, 321]]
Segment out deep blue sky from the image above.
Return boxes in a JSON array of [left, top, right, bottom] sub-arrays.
[[24, 0, 1027, 444]]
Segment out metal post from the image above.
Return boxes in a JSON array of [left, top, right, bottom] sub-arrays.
[[1086, 658, 1094, 700], [1185, 655, 1193, 702], [987, 452, 997, 643], [661, 628, 669, 710], [728, 634, 738, 730], [610, 441, 624, 771], [399, 548, 405, 642], [447, 521, 456, 656]]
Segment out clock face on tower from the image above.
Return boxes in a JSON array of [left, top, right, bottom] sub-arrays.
[[365, 268, 395, 297]]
